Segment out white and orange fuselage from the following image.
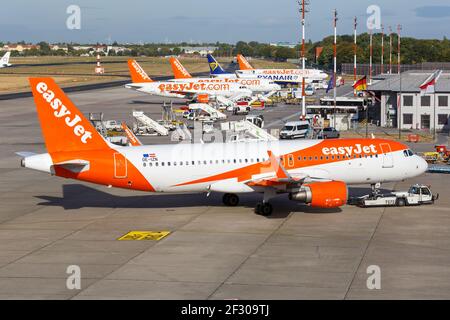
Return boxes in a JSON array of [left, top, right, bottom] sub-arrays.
[[24, 139, 428, 194], [126, 80, 251, 99], [125, 59, 252, 99], [168, 57, 281, 93]]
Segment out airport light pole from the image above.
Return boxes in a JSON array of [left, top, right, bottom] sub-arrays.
[[399, 68, 402, 140], [333, 9, 338, 128], [369, 28, 373, 85], [299, 0, 309, 119], [353, 17, 357, 96], [397, 24, 402, 140], [397, 24, 402, 74], [389, 26, 393, 74], [381, 25, 384, 74]]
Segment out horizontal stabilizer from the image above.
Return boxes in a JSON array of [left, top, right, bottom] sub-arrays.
[[51, 159, 90, 174], [15, 151, 37, 158]]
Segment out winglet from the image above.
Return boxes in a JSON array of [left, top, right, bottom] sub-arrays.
[[169, 57, 192, 79], [237, 54, 253, 71], [267, 150, 289, 179], [127, 60, 153, 83], [121, 122, 142, 146]]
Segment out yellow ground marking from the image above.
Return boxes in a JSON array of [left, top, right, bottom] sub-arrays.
[[117, 231, 171, 241]]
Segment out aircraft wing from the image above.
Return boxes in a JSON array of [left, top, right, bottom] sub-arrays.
[[246, 150, 330, 187]]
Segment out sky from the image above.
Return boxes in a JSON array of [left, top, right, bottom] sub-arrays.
[[0, 0, 449, 44]]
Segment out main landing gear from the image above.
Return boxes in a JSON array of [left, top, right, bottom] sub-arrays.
[[223, 193, 239, 207], [222, 189, 276, 216], [255, 202, 273, 216], [255, 188, 276, 216]]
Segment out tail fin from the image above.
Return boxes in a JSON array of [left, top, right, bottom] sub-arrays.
[[237, 54, 253, 70], [169, 57, 192, 79], [207, 54, 226, 75], [121, 122, 142, 146], [29, 78, 109, 153], [127, 60, 153, 83], [1, 52, 10, 65]]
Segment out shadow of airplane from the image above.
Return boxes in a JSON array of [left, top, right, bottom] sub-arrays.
[[34, 184, 344, 218]]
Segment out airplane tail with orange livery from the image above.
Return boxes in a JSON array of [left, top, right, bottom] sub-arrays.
[[237, 54, 254, 70], [30, 78, 109, 154], [169, 57, 192, 79], [20, 77, 154, 192], [121, 122, 142, 146], [127, 60, 153, 83]]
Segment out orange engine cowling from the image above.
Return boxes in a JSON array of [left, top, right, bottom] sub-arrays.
[[197, 94, 209, 103], [289, 181, 348, 208]]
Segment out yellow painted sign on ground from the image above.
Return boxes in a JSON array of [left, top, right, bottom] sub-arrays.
[[118, 231, 170, 241]]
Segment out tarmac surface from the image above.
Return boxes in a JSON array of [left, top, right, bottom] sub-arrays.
[[0, 85, 449, 299]]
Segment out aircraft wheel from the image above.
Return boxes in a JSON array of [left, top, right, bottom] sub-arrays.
[[256, 202, 273, 216], [223, 193, 239, 207]]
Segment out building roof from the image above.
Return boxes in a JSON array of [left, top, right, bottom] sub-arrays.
[[368, 70, 450, 93], [179, 46, 218, 52]]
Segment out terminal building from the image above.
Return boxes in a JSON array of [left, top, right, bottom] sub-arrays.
[[368, 71, 450, 131]]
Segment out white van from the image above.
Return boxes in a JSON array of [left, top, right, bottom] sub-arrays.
[[279, 120, 311, 139]]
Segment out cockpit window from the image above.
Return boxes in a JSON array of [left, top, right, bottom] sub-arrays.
[[403, 149, 414, 157]]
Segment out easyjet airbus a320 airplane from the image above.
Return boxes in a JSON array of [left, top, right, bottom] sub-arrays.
[[18, 78, 428, 215], [235, 54, 328, 84], [125, 59, 252, 100]]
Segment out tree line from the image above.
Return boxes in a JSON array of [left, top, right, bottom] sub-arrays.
[[2, 35, 449, 68]]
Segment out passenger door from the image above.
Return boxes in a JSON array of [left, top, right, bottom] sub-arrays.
[[379, 143, 394, 168]]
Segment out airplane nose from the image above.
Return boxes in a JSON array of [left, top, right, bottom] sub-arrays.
[[417, 156, 428, 174]]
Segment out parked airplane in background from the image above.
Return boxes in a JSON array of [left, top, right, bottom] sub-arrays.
[[235, 54, 328, 84], [125, 60, 252, 101], [169, 57, 281, 93], [18, 77, 428, 216], [121, 122, 142, 147], [0, 52, 12, 68], [207, 54, 232, 78]]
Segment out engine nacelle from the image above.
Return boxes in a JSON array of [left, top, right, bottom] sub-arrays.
[[197, 94, 210, 103], [289, 181, 348, 208]]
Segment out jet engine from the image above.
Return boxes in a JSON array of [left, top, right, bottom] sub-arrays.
[[289, 181, 348, 208], [197, 94, 210, 103]]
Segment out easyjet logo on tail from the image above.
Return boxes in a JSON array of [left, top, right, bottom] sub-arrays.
[[36, 82, 93, 144], [170, 57, 191, 79], [237, 54, 253, 70], [128, 60, 152, 83]]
